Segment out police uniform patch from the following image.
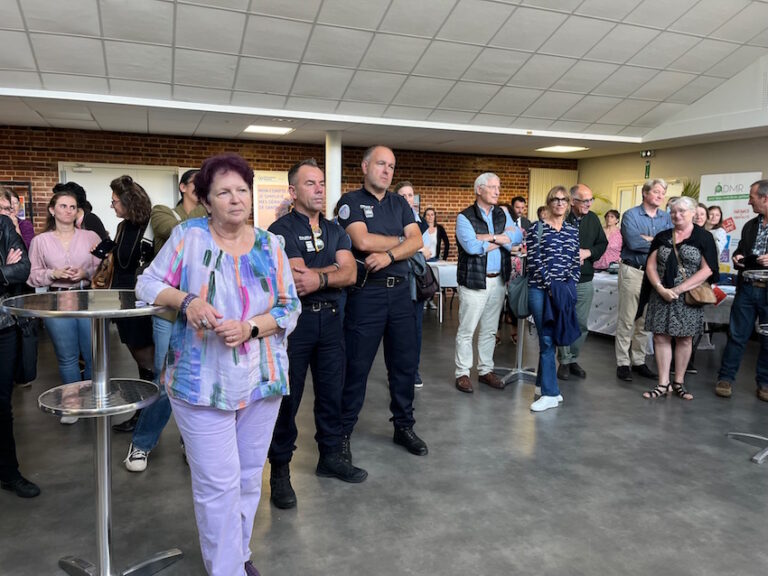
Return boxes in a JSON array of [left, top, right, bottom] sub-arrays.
[[338, 204, 350, 220]]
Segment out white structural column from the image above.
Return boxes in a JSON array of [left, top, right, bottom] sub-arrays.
[[325, 131, 342, 216]]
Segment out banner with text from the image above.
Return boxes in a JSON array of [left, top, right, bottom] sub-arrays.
[[254, 171, 291, 230], [699, 171, 762, 273]]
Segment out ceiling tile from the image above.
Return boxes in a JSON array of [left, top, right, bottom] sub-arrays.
[[628, 32, 699, 68], [668, 0, 750, 36], [666, 75, 724, 104], [547, 120, 590, 132], [184, 0, 249, 9], [303, 26, 373, 67], [392, 77, 455, 107], [359, 34, 429, 73], [522, 92, 583, 119], [585, 24, 660, 64], [711, 2, 768, 42], [582, 123, 625, 135], [0, 71, 42, 89], [551, 61, 619, 93], [89, 103, 149, 132], [41, 74, 109, 94], [317, 0, 389, 28], [668, 39, 738, 74], [440, 82, 500, 111], [598, 99, 657, 124], [482, 86, 543, 115], [633, 102, 686, 126], [437, 0, 515, 43], [0, 31, 36, 70], [413, 42, 482, 80], [592, 66, 658, 97], [100, 0, 173, 44], [706, 45, 768, 78], [176, 4, 247, 53], [28, 99, 94, 120], [575, 0, 643, 20], [632, 70, 696, 99], [0, 1, 24, 28], [472, 113, 516, 127], [427, 110, 475, 123], [285, 97, 339, 112], [538, 17, 614, 58], [22, 0, 100, 35], [624, 0, 699, 29], [291, 65, 355, 99], [248, 0, 321, 20], [46, 118, 101, 129], [379, 0, 457, 37], [175, 50, 238, 89], [510, 117, 555, 130], [105, 42, 172, 83], [618, 125, 652, 137], [173, 85, 233, 105], [31, 35, 106, 75], [343, 71, 407, 103], [110, 79, 172, 99], [561, 95, 622, 122], [242, 16, 312, 60], [335, 102, 388, 116], [148, 108, 204, 135], [0, 98, 46, 125], [230, 92, 286, 108], [491, 7, 567, 51], [234, 58, 298, 94], [195, 112, 253, 137], [509, 55, 575, 89], [383, 106, 432, 120], [462, 49, 529, 84], [521, 0, 581, 10], [750, 28, 768, 48]]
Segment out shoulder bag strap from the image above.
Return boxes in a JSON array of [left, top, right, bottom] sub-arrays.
[[671, 230, 688, 281]]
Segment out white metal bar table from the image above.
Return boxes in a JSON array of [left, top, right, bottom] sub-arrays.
[[0, 290, 182, 576], [726, 269, 768, 464]]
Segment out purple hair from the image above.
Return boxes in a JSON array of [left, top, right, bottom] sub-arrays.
[[194, 153, 254, 203]]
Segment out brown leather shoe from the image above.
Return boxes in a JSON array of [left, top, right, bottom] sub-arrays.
[[455, 375, 473, 393], [479, 372, 505, 390], [715, 380, 732, 398]]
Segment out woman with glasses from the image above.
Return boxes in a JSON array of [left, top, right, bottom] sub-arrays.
[[526, 186, 580, 412], [136, 153, 299, 576], [0, 186, 37, 497], [27, 189, 102, 424], [109, 175, 155, 433]]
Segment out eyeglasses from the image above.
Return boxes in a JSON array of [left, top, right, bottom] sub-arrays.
[[311, 227, 324, 252], [573, 198, 594, 204], [550, 197, 569, 204], [110, 198, 120, 207]]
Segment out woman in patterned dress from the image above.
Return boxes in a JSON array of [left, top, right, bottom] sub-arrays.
[[642, 196, 719, 400], [136, 153, 300, 576]]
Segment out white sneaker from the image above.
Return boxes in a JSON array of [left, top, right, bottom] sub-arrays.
[[427, 301, 437, 310], [531, 395, 561, 412], [556, 395, 563, 403], [60, 416, 79, 424], [124, 443, 148, 472]]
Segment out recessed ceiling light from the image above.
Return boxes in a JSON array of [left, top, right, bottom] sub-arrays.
[[244, 124, 295, 135], [535, 145, 589, 153]]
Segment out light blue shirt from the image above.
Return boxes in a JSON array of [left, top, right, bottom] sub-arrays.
[[456, 206, 523, 273], [620, 205, 673, 267]]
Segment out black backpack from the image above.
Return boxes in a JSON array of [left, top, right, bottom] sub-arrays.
[[415, 261, 439, 302]]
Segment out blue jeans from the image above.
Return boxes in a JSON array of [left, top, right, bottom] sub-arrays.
[[44, 318, 91, 384], [718, 283, 768, 388], [529, 286, 560, 397], [132, 316, 173, 451]]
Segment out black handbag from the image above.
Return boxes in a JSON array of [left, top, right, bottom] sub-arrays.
[[14, 317, 40, 384]]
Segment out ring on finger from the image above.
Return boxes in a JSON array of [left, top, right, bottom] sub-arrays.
[[200, 318, 209, 329]]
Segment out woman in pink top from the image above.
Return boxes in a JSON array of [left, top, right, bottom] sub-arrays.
[[594, 209, 622, 270], [27, 190, 101, 423]]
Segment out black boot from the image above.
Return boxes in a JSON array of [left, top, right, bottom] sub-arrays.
[[341, 434, 352, 464], [316, 453, 368, 483], [270, 463, 297, 509]]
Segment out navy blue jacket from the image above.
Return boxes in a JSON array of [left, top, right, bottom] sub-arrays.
[[543, 279, 580, 346]]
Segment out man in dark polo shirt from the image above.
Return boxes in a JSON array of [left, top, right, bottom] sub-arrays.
[[337, 145, 428, 462], [267, 159, 364, 510]]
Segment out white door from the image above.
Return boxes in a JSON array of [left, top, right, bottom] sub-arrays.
[[59, 163, 179, 238]]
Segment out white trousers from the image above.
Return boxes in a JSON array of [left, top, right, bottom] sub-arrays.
[[171, 395, 281, 576], [455, 276, 506, 378], [615, 262, 651, 366]]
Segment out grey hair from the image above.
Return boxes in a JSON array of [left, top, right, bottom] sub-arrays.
[[474, 172, 500, 193], [0, 185, 11, 204], [667, 196, 696, 212], [362, 145, 392, 163], [752, 179, 768, 198], [642, 178, 668, 194]]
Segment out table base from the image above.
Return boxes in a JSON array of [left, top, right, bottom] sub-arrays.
[[726, 432, 768, 464], [496, 317, 537, 387], [60, 548, 183, 576]]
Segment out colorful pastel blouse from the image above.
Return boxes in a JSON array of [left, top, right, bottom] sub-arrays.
[[136, 218, 301, 410]]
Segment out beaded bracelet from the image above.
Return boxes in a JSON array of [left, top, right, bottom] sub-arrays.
[[180, 293, 199, 317]]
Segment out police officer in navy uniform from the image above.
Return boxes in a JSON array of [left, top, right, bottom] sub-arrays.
[[267, 159, 365, 510], [337, 145, 428, 461]]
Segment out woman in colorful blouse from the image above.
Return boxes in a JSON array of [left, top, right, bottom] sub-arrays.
[[526, 186, 581, 412], [136, 153, 300, 576]]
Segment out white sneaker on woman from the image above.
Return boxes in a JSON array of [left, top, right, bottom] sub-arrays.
[[531, 395, 561, 412], [124, 443, 148, 472], [60, 416, 79, 424]]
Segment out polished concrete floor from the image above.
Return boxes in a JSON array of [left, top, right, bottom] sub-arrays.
[[2, 310, 768, 576]]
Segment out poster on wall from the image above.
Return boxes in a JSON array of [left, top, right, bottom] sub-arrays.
[[254, 171, 291, 230], [700, 171, 762, 273]]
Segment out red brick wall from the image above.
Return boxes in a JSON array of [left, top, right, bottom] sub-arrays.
[[0, 126, 576, 259]]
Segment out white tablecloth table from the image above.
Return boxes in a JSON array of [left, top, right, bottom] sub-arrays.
[[427, 261, 457, 323]]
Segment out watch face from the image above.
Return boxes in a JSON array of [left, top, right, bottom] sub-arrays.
[[251, 324, 259, 339]]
